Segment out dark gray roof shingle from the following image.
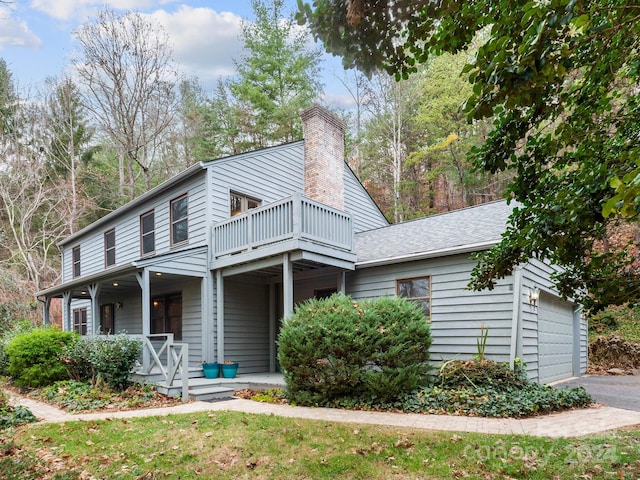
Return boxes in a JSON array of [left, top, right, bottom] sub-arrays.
[[354, 200, 514, 264]]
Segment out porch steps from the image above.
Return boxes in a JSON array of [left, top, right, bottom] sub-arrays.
[[188, 386, 235, 401], [156, 373, 286, 401]]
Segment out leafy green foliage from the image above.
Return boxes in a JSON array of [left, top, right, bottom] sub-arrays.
[[438, 359, 528, 390], [60, 334, 142, 390], [299, 0, 640, 310], [0, 319, 36, 376], [332, 359, 591, 417], [0, 389, 37, 430], [37, 380, 158, 412], [5, 328, 77, 388], [278, 294, 432, 405], [589, 304, 640, 343], [399, 383, 592, 418]]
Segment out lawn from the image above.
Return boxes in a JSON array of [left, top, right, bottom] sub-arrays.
[[3, 411, 640, 479]]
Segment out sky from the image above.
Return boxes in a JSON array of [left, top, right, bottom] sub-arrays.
[[0, 0, 354, 108]]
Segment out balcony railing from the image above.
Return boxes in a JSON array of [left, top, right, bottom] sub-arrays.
[[213, 193, 353, 258]]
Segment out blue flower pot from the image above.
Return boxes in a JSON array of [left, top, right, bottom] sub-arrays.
[[220, 362, 239, 378], [202, 362, 219, 379]]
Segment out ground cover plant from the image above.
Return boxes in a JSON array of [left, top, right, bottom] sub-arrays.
[[0, 388, 35, 430], [3, 411, 640, 479], [589, 304, 640, 343]]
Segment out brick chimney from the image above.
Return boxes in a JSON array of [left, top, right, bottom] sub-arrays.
[[301, 105, 345, 210]]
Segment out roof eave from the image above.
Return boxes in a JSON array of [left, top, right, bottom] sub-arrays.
[[354, 240, 498, 269]]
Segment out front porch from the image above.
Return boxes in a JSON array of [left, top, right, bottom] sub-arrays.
[[132, 332, 285, 402]]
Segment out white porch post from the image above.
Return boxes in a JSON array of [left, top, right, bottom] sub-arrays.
[[88, 283, 101, 336], [137, 269, 151, 370], [62, 291, 71, 331], [216, 269, 224, 363], [283, 253, 293, 319]]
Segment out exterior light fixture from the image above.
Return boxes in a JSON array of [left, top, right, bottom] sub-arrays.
[[529, 286, 540, 309], [155, 272, 162, 277], [115, 302, 123, 310], [112, 282, 119, 287]]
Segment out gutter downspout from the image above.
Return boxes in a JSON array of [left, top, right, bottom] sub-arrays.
[[509, 266, 523, 369]]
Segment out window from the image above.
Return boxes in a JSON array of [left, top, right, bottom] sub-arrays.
[[397, 276, 431, 317], [140, 210, 155, 256], [151, 293, 182, 340], [100, 303, 115, 334], [314, 287, 337, 300], [170, 195, 188, 245], [72, 246, 81, 278], [73, 308, 87, 335], [104, 229, 116, 267], [230, 192, 261, 217]]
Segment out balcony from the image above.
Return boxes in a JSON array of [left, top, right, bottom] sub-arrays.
[[212, 194, 355, 269]]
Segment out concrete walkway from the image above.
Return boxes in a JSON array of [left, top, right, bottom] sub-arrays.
[[8, 391, 640, 438]]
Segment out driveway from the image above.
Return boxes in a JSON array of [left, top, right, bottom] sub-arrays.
[[555, 375, 640, 412]]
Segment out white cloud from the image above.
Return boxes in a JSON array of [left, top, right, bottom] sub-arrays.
[[0, 7, 43, 50], [29, 0, 168, 22], [147, 6, 244, 89]]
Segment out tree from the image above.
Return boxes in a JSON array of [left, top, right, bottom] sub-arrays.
[[44, 77, 97, 234], [228, 0, 323, 150], [72, 7, 179, 199], [299, 0, 640, 310]]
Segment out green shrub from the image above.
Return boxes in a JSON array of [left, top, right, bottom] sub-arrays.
[[278, 294, 432, 405], [5, 328, 77, 388], [438, 358, 528, 389], [588, 303, 640, 342], [89, 334, 141, 390], [60, 334, 142, 390], [0, 319, 37, 376]]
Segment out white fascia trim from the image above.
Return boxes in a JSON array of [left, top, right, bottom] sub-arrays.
[[354, 240, 498, 269]]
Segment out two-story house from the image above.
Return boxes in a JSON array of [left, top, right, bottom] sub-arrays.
[[37, 105, 587, 393]]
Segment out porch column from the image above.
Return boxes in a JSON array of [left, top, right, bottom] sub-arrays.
[[216, 269, 224, 363], [283, 253, 293, 319], [202, 271, 215, 362], [42, 297, 51, 325], [337, 271, 346, 294], [88, 283, 101, 336], [62, 291, 71, 331], [136, 269, 151, 370], [269, 283, 276, 372]]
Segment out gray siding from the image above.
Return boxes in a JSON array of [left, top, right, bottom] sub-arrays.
[[63, 172, 208, 281], [223, 278, 270, 374], [520, 258, 583, 382], [344, 167, 388, 232], [347, 254, 515, 363], [207, 143, 305, 224]]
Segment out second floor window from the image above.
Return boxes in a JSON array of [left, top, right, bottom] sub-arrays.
[[72, 246, 81, 278], [140, 210, 155, 256], [104, 229, 116, 267], [171, 194, 188, 246], [230, 192, 260, 216]]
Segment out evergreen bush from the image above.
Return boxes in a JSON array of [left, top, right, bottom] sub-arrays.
[[5, 328, 77, 388], [278, 294, 432, 405], [60, 333, 142, 390]]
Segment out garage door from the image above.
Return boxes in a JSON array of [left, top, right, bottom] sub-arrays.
[[538, 292, 575, 383]]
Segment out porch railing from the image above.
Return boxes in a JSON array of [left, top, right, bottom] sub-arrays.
[[213, 193, 353, 258], [134, 334, 189, 403]]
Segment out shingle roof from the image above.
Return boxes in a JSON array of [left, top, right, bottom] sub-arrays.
[[354, 200, 515, 265]]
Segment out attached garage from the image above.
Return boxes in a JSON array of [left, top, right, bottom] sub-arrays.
[[537, 292, 576, 383]]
